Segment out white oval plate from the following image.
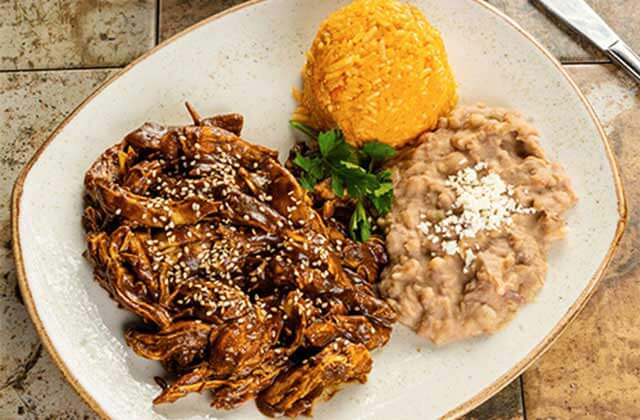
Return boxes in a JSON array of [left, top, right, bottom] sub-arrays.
[[12, 0, 626, 419]]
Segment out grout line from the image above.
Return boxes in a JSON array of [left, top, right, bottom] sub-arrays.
[[0, 59, 610, 75], [0, 65, 124, 74], [155, 0, 161, 45], [559, 55, 612, 65], [561, 61, 612, 66], [0, 61, 611, 75], [519, 376, 528, 420]]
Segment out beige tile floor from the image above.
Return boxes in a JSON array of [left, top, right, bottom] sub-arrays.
[[1, 1, 638, 419]]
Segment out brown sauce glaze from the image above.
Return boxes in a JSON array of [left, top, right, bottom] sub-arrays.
[[82, 104, 395, 417]]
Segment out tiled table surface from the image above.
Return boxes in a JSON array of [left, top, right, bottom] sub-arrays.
[[1, 1, 638, 418]]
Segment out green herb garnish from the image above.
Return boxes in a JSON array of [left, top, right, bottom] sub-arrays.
[[290, 121, 396, 242], [289, 120, 318, 140], [362, 142, 396, 169]]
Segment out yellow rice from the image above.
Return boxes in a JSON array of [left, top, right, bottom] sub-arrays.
[[298, 0, 457, 147]]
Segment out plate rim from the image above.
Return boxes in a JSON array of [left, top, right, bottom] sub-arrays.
[[10, 0, 628, 418]]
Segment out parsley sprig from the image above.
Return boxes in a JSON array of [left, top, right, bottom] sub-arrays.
[[290, 121, 396, 242]]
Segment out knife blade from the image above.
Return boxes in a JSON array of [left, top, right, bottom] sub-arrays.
[[534, 0, 640, 83]]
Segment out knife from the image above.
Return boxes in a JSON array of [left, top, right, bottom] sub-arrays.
[[533, 0, 640, 83]]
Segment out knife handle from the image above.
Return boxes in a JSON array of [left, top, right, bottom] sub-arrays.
[[607, 40, 640, 83]]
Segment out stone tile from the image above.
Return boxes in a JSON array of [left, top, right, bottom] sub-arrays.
[[0, 388, 29, 420], [12, 351, 96, 419], [0, 299, 40, 388], [162, 0, 639, 63], [487, 0, 639, 63], [0, 69, 113, 418], [159, 0, 249, 41], [0, 69, 113, 197], [522, 64, 640, 418], [463, 378, 524, 420], [0, 1, 155, 70]]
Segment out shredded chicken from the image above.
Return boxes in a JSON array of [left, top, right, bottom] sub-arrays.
[[82, 104, 395, 417]]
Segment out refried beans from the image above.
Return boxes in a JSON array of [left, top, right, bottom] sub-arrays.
[[379, 104, 577, 345]]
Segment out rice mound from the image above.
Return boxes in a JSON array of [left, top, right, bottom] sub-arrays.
[[295, 0, 457, 148]]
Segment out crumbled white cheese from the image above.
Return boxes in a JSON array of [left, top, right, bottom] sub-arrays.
[[417, 221, 430, 235], [463, 248, 475, 273], [419, 162, 535, 269], [442, 240, 458, 256]]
